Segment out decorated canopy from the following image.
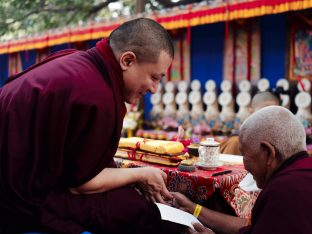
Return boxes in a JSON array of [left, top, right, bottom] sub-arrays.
[[0, 0, 311, 54]]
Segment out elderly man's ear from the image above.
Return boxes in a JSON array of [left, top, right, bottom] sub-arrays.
[[260, 141, 279, 168]]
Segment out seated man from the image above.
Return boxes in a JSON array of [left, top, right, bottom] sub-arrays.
[[173, 106, 312, 234], [221, 91, 281, 218], [0, 18, 184, 233]]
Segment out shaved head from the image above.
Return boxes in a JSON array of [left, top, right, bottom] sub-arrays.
[[109, 18, 174, 63], [240, 106, 306, 160]]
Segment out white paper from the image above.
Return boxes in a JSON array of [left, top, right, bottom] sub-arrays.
[[238, 172, 261, 192], [219, 154, 243, 164], [155, 203, 202, 230]]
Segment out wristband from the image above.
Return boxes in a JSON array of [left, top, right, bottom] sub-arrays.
[[193, 204, 202, 218]]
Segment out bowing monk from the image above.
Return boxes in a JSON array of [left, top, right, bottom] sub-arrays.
[[0, 18, 184, 233], [172, 106, 312, 234]]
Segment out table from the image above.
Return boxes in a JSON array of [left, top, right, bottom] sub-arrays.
[[114, 157, 247, 208]]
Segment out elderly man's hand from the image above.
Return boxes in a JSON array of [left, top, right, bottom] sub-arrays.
[[137, 167, 172, 204], [171, 192, 195, 213], [186, 223, 215, 234]]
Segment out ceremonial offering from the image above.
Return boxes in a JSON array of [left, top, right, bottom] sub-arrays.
[[297, 78, 311, 92], [115, 148, 186, 166], [218, 92, 235, 129], [118, 137, 184, 154], [205, 80, 217, 92], [150, 93, 164, 119], [190, 79, 201, 91], [162, 92, 177, 118], [165, 81, 175, 92], [238, 80, 251, 92], [220, 80, 232, 92], [276, 78, 289, 91], [176, 92, 189, 120], [295, 92, 312, 127], [236, 92, 251, 123], [178, 159, 196, 172], [197, 138, 220, 167], [280, 94, 290, 109], [257, 78, 270, 92], [117, 137, 187, 166], [177, 80, 189, 92]]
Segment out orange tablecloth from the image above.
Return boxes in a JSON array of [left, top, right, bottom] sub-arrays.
[[114, 157, 247, 206]]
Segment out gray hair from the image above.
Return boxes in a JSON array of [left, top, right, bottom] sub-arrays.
[[240, 106, 306, 159], [109, 18, 174, 63]]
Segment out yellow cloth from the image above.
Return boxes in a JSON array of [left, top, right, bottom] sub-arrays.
[[118, 137, 184, 155]]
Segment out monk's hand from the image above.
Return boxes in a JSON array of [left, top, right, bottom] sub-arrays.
[[192, 223, 215, 234], [171, 192, 195, 213], [137, 167, 172, 204]]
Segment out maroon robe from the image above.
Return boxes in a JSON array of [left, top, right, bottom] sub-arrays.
[[0, 39, 183, 233], [239, 151, 312, 234]]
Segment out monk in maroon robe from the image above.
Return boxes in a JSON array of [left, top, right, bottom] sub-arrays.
[[0, 18, 184, 233], [171, 106, 312, 234]]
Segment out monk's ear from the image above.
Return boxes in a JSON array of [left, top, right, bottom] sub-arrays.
[[119, 51, 136, 71], [260, 141, 277, 167]]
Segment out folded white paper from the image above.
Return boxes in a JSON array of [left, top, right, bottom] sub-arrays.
[[238, 172, 261, 192], [155, 203, 202, 230]]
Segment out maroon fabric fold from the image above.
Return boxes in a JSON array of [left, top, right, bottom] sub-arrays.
[[239, 151, 312, 234], [0, 39, 183, 234], [0, 41, 127, 231]]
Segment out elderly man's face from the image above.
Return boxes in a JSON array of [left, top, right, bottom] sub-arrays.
[[239, 140, 269, 189]]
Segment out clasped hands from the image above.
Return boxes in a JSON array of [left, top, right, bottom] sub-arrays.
[[136, 168, 215, 234], [136, 167, 171, 204]]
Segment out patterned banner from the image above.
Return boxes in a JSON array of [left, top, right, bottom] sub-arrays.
[[8, 52, 22, 77], [289, 13, 312, 80], [36, 48, 50, 63], [166, 30, 190, 82], [290, 29, 312, 79], [223, 20, 260, 84]]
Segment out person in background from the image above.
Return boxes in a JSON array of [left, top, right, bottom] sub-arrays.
[[0, 18, 185, 233], [172, 106, 312, 234], [220, 91, 281, 155]]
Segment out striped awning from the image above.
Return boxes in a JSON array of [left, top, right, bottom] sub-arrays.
[[0, 0, 311, 54]]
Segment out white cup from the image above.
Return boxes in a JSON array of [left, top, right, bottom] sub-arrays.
[[198, 138, 220, 166]]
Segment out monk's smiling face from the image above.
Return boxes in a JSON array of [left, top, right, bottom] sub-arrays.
[[120, 50, 172, 104]]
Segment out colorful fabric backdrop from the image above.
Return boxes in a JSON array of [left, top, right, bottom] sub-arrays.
[[8, 52, 22, 77], [166, 30, 190, 82], [223, 20, 261, 84], [291, 28, 312, 79], [290, 13, 312, 80]]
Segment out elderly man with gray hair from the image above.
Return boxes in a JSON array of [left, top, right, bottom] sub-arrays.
[[172, 106, 312, 234]]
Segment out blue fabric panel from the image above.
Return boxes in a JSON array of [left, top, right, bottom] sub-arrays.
[[21, 49, 37, 71], [0, 54, 8, 86], [191, 23, 224, 93], [261, 13, 287, 87], [51, 43, 71, 52]]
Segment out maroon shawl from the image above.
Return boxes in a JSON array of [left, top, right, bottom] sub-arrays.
[[0, 39, 127, 231], [0, 40, 184, 234], [240, 151, 312, 234]]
